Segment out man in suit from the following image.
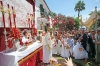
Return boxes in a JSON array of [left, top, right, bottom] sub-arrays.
[[95, 27, 100, 63], [81, 30, 88, 51], [88, 30, 96, 59]]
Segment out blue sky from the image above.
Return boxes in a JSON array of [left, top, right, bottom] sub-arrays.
[[45, 0, 100, 20]]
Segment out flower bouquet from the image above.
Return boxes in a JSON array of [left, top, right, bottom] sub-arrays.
[[8, 28, 22, 50], [9, 28, 21, 40], [49, 57, 61, 66], [79, 48, 83, 51], [65, 44, 70, 49]]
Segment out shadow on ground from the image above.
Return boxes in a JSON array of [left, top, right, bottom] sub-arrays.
[[39, 54, 100, 66], [53, 54, 100, 66]]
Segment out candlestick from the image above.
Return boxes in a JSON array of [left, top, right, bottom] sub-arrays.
[[28, 17, 30, 29], [0, 1, 6, 28], [12, 6, 16, 28], [7, 4, 12, 28], [0, 1, 10, 52], [28, 14, 30, 29], [30, 14, 32, 28]]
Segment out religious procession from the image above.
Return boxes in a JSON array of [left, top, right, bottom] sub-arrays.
[[0, 0, 100, 66]]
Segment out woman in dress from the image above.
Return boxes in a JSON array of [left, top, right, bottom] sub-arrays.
[[73, 38, 88, 59]]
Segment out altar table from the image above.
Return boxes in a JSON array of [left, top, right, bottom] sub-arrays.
[[0, 41, 43, 66]]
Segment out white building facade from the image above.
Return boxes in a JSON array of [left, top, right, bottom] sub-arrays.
[[35, 0, 52, 30]]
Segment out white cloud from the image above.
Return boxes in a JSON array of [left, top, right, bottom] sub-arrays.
[[95, 0, 99, 2], [97, 8, 100, 11], [81, 14, 90, 22]]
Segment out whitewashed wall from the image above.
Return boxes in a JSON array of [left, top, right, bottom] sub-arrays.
[[36, 0, 50, 14], [35, 0, 51, 30], [0, 0, 33, 28], [35, 6, 41, 29]]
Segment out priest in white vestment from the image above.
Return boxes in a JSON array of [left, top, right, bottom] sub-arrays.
[[73, 39, 88, 59], [42, 24, 52, 63]]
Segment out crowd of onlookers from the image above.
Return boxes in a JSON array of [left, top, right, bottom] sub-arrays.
[[49, 28, 100, 64]]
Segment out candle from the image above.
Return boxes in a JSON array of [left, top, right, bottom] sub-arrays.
[[0, 1, 6, 28], [12, 6, 16, 28], [28, 17, 30, 29], [30, 14, 32, 28], [7, 4, 12, 28]]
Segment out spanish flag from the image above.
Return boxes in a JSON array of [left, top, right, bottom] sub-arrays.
[[81, 10, 100, 29]]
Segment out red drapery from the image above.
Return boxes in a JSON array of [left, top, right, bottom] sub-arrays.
[[19, 47, 43, 66], [0, 36, 6, 52]]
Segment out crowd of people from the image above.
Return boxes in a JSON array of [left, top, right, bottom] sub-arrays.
[[19, 23, 100, 66], [42, 23, 100, 66]]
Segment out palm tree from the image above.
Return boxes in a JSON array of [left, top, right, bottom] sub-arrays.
[[74, 0, 85, 18]]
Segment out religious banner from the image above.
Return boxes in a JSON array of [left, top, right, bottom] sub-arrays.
[[81, 9, 100, 29]]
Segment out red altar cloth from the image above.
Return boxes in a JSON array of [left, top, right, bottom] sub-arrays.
[[0, 36, 6, 52], [19, 46, 43, 66]]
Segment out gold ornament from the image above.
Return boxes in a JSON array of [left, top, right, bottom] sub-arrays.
[[7, 8, 11, 13], [65, 45, 69, 49], [0, 5, 6, 14], [79, 48, 83, 51]]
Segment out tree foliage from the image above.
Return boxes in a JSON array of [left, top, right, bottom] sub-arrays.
[[74, 17, 80, 29], [52, 14, 79, 31], [74, 0, 85, 17], [49, 12, 57, 18]]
